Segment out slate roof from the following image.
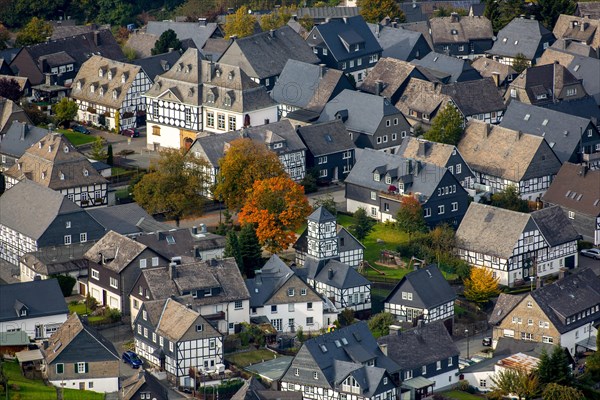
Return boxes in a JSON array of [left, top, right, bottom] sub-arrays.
[[302, 258, 370, 289], [488, 17, 555, 60], [394, 77, 451, 116], [156, 297, 221, 342], [346, 148, 448, 200], [489, 292, 527, 325], [0, 279, 68, 323], [553, 14, 600, 49], [377, 321, 459, 370], [541, 96, 600, 121], [295, 7, 360, 20], [400, 2, 427, 23], [294, 225, 365, 254], [0, 98, 32, 134], [124, 32, 159, 59], [440, 78, 506, 115], [367, 24, 431, 61], [219, 25, 319, 79], [202, 38, 231, 61], [471, 57, 517, 83], [550, 38, 598, 57], [509, 62, 586, 105], [384, 265, 457, 309], [4, 132, 107, 190], [309, 16, 382, 62], [429, 15, 493, 45], [146, 20, 220, 49], [411, 52, 481, 82], [45, 312, 119, 365], [457, 120, 561, 182], [20, 243, 93, 276], [84, 231, 147, 273], [318, 89, 402, 135], [121, 370, 168, 400], [87, 203, 169, 236], [132, 50, 181, 83], [0, 180, 81, 240], [531, 206, 581, 246], [136, 228, 225, 263], [0, 121, 48, 159], [500, 100, 593, 163], [271, 60, 347, 113], [296, 120, 355, 157], [531, 268, 600, 334], [576, 2, 600, 19], [456, 203, 531, 259], [50, 23, 109, 40], [359, 57, 435, 99], [541, 162, 600, 216]]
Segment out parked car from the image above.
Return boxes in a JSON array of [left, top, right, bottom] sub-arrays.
[[581, 248, 600, 260], [72, 124, 90, 134], [482, 337, 492, 346], [120, 128, 140, 138], [122, 351, 143, 368]]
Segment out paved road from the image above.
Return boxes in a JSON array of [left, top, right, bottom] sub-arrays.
[[454, 326, 493, 359]]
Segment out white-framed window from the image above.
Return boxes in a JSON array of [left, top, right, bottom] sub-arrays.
[[542, 336, 554, 343], [456, 164, 462, 173], [184, 108, 191, 124], [64, 235, 71, 245], [301, 288, 307, 295], [405, 370, 413, 379], [392, 133, 397, 141], [566, 88, 577, 96], [448, 357, 453, 366], [371, 191, 377, 200], [109, 277, 118, 289], [159, 336, 164, 346], [288, 288, 295, 296], [152, 332, 157, 343], [229, 116, 236, 131], [313, 371, 318, 380], [318, 156, 327, 164], [295, 368, 299, 376], [436, 360, 441, 370], [451, 202, 458, 212], [91, 269, 99, 280], [217, 114, 225, 130], [206, 112, 214, 128], [319, 169, 328, 178], [288, 303, 295, 312], [80, 233, 87, 242], [568, 211, 575, 219], [307, 317, 314, 325], [349, 60, 354, 68], [510, 89, 517, 98], [140, 259, 147, 268], [169, 341, 174, 352], [480, 379, 487, 388], [357, 58, 362, 66], [438, 205, 445, 214], [152, 257, 159, 267], [424, 208, 431, 217], [527, 301, 533, 308], [271, 305, 277, 313], [422, 365, 426, 375], [142, 310, 147, 320], [374, 172, 380, 181], [137, 324, 142, 334], [65, 221, 71, 229], [343, 150, 352, 159], [77, 362, 86, 374], [369, 54, 378, 63], [307, 302, 313, 310], [235, 300, 243, 309], [323, 48, 328, 56]]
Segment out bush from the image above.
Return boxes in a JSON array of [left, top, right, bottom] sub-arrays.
[[51, 274, 76, 297], [456, 380, 470, 392], [85, 294, 98, 311], [106, 308, 122, 322]]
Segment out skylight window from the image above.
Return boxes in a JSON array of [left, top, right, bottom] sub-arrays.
[[524, 114, 530, 121], [166, 235, 176, 245], [542, 119, 548, 126]]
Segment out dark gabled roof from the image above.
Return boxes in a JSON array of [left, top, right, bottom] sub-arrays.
[[87, 203, 168, 236], [531, 206, 581, 246], [121, 370, 169, 400], [20, 243, 93, 276], [136, 228, 225, 263], [303, 258, 370, 289], [368, 24, 431, 61], [308, 206, 336, 223], [220, 25, 319, 79], [84, 231, 147, 273], [132, 50, 182, 83], [45, 313, 119, 365], [511, 63, 584, 104], [429, 15, 493, 45], [500, 101, 593, 163], [384, 266, 456, 309], [541, 162, 600, 217], [489, 292, 527, 325], [531, 269, 600, 334], [400, 2, 427, 23], [412, 52, 481, 82], [0, 121, 49, 159], [377, 321, 459, 370], [146, 20, 219, 49], [542, 96, 600, 123], [310, 16, 382, 62], [0, 180, 82, 240], [488, 17, 555, 60], [440, 78, 506, 115], [296, 120, 356, 157], [0, 279, 68, 322], [295, 7, 360, 19], [318, 89, 402, 135], [246, 255, 294, 307]]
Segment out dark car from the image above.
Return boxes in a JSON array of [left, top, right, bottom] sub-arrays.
[[72, 124, 90, 134], [122, 351, 143, 368], [121, 128, 140, 138], [482, 337, 492, 346]]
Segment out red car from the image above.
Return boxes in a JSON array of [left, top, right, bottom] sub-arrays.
[[120, 128, 140, 138]]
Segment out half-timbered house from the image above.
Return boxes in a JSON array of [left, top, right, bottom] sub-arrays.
[[294, 224, 364, 269]]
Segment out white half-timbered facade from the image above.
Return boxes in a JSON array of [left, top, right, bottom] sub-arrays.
[[71, 55, 151, 130], [134, 298, 223, 388]]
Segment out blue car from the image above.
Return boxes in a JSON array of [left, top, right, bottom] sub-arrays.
[[72, 124, 90, 134], [122, 351, 143, 368]]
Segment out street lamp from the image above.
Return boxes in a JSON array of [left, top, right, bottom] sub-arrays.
[[530, 276, 535, 292], [465, 329, 469, 359]]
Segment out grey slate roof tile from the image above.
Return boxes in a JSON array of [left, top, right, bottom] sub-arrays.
[[385, 265, 456, 309], [0, 279, 68, 322], [296, 120, 356, 157], [531, 206, 581, 246]]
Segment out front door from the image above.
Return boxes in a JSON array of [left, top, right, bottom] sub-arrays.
[[79, 382, 85, 390], [102, 290, 107, 306]]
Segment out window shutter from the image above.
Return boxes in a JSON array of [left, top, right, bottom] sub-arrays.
[[74, 363, 78, 373], [85, 363, 89, 373], [56, 363, 64, 374]]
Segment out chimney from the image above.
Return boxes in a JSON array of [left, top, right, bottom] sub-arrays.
[[169, 262, 177, 280], [384, 16, 391, 26], [93, 31, 100, 46], [229, 35, 237, 43], [529, 15, 535, 20], [536, 276, 543, 290], [491, 72, 500, 87], [209, 61, 216, 82], [558, 267, 567, 280], [389, 325, 401, 335], [375, 23, 380, 38], [417, 140, 428, 156], [42, 340, 49, 350], [192, 226, 198, 235], [517, 130, 522, 140], [379, 343, 388, 356], [417, 319, 425, 328], [33, 275, 41, 281], [451, 12, 459, 23], [319, 63, 326, 78], [328, 268, 334, 280], [375, 80, 384, 96], [581, 22, 587, 32], [198, 17, 208, 26], [20, 123, 27, 141], [392, 21, 398, 28], [269, 29, 275, 38], [485, 123, 491, 137]]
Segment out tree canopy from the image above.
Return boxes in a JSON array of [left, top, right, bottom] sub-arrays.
[[490, 185, 529, 212], [238, 223, 264, 277], [396, 196, 427, 241], [15, 17, 52, 46], [423, 103, 464, 145], [213, 138, 286, 211], [367, 312, 396, 338], [351, 207, 375, 241], [152, 29, 182, 55], [536, 0, 575, 30], [225, 6, 257, 39], [512, 53, 529, 75], [358, 0, 405, 24], [0, 78, 23, 102], [133, 148, 210, 225], [536, 346, 572, 386], [53, 98, 78, 127], [238, 176, 311, 254], [490, 367, 539, 400], [463, 267, 500, 304]]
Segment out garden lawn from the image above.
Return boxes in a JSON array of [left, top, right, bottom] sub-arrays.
[[60, 130, 96, 146], [225, 349, 277, 367], [2, 360, 105, 400], [67, 303, 108, 324], [440, 390, 485, 400]]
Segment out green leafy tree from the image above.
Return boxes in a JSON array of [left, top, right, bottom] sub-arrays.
[[585, 333, 600, 379], [313, 194, 337, 216], [259, 9, 293, 31], [53, 98, 78, 128], [15, 17, 52, 46], [50, 275, 76, 297], [351, 207, 376, 241], [498, 0, 526, 30], [536, 346, 572, 386], [536, 0, 575, 30], [215, 209, 234, 236], [89, 138, 108, 162], [238, 223, 263, 277], [463, 267, 500, 304], [133, 149, 210, 226], [429, 224, 455, 263], [542, 383, 584, 400], [484, 0, 503, 33], [0, 23, 10, 50], [152, 29, 182, 55], [225, 6, 257, 39], [299, 14, 314, 32], [433, 7, 468, 17], [396, 196, 426, 242], [490, 185, 529, 212], [106, 144, 114, 166], [0, 78, 23, 102], [358, 0, 405, 23], [423, 104, 464, 145], [512, 53, 530, 74], [367, 312, 395, 338], [490, 367, 540, 400], [338, 308, 355, 326], [224, 230, 243, 272], [94, 0, 135, 26]]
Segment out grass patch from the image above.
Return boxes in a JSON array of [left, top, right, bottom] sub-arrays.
[[67, 303, 107, 324], [441, 390, 486, 400], [2, 360, 105, 400], [60, 130, 96, 146], [225, 349, 277, 367], [111, 167, 129, 175]]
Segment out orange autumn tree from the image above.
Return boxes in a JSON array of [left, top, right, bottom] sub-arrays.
[[238, 176, 311, 254]]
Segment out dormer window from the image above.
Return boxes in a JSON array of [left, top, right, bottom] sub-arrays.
[[215, 69, 221, 77], [112, 90, 118, 99], [228, 71, 234, 80], [121, 73, 127, 83], [224, 95, 231, 107], [107, 70, 113, 80], [20, 309, 27, 316], [99, 87, 104, 96], [60, 172, 65, 180], [41, 171, 46, 180], [38, 142, 42, 148], [64, 146, 69, 153], [207, 92, 215, 103], [83, 169, 89, 177], [98, 68, 104, 77], [90, 84, 95, 93], [385, 176, 391, 184], [373, 173, 380, 182], [451, 29, 458, 35], [76, 81, 82, 90], [48, 145, 52, 153]]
